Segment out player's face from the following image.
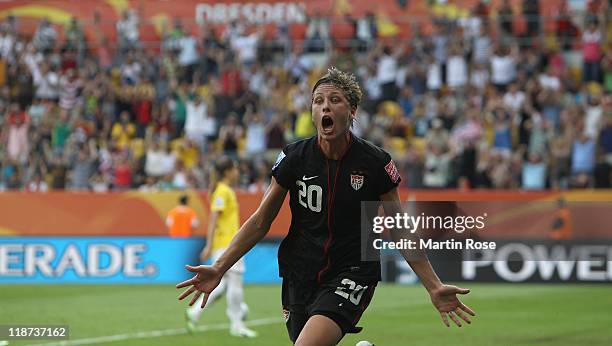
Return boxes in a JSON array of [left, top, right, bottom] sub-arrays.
[[228, 164, 240, 184], [311, 84, 355, 141]]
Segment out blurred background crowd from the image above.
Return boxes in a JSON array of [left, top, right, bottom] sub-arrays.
[[1, 0, 611, 192]]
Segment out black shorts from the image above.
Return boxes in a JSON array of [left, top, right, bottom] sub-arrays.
[[281, 275, 377, 343]]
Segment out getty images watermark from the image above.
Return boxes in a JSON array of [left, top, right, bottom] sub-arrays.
[[360, 201, 499, 261], [371, 212, 496, 251]]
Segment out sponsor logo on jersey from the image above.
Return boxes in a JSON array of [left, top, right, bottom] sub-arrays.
[[214, 197, 224, 208], [384, 160, 401, 184], [350, 174, 364, 190]]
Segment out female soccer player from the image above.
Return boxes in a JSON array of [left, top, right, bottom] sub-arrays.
[[178, 68, 475, 345], [184, 156, 257, 338]]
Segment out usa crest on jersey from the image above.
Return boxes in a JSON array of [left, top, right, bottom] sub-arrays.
[[350, 174, 364, 190]]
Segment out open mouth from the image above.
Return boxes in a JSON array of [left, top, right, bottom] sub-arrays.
[[322, 115, 334, 131]]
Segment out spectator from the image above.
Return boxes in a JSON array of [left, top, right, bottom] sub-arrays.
[[555, 1, 578, 51], [113, 154, 132, 190], [497, 0, 514, 38], [133, 77, 154, 138], [31, 61, 59, 101], [446, 44, 468, 89], [144, 140, 167, 178], [177, 26, 199, 84], [184, 92, 211, 147], [229, 26, 262, 68], [376, 45, 403, 101], [423, 143, 451, 188], [26, 173, 48, 192], [265, 112, 286, 153], [470, 62, 489, 91], [354, 12, 378, 51], [116, 9, 140, 51], [522, 152, 547, 189], [598, 115, 612, 166], [304, 11, 331, 53], [503, 82, 526, 111], [243, 109, 266, 156], [218, 113, 243, 158], [64, 17, 85, 52], [584, 95, 603, 139], [58, 68, 82, 111], [571, 133, 596, 175], [491, 106, 513, 157], [582, 19, 602, 83], [33, 18, 57, 53], [522, 0, 540, 48], [110, 111, 136, 150], [472, 24, 492, 65], [4, 103, 29, 163], [490, 45, 517, 91], [68, 140, 97, 190], [52, 109, 72, 153]]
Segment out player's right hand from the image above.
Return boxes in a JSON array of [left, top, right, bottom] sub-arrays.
[[176, 265, 223, 309]]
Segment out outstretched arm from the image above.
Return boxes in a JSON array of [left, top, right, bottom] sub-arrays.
[[176, 177, 287, 307], [380, 188, 476, 327]]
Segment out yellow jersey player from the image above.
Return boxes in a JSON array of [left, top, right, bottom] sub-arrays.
[[185, 156, 257, 338]]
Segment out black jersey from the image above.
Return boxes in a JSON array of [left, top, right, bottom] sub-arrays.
[[272, 134, 401, 284]]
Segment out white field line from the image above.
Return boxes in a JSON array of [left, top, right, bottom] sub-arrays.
[[23, 317, 282, 346]]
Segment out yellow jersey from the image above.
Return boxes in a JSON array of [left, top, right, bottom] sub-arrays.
[[209, 182, 239, 251]]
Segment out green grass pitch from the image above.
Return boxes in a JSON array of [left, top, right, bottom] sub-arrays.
[[1, 284, 611, 345]]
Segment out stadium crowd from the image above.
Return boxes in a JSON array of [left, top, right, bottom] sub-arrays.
[[0, 1, 611, 192]]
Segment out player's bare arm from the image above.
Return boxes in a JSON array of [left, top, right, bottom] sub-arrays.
[[176, 177, 287, 308], [380, 187, 476, 327]]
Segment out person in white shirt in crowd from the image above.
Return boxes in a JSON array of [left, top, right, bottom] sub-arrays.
[[145, 140, 168, 178], [243, 107, 266, 157], [0, 23, 15, 63], [160, 141, 177, 177], [470, 62, 489, 91], [376, 44, 404, 101], [355, 11, 378, 51], [30, 60, 59, 102], [230, 26, 263, 69], [172, 161, 189, 190], [358, 64, 382, 113], [584, 95, 603, 140], [503, 82, 526, 112], [120, 52, 142, 85], [223, 19, 245, 47], [446, 44, 468, 89], [426, 54, 443, 92], [185, 92, 210, 147], [538, 65, 561, 91], [490, 44, 518, 91], [471, 24, 492, 65], [116, 9, 140, 51]]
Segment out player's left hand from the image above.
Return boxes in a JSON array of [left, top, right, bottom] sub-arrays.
[[176, 265, 223, 309], [429, 285, 476, 327]]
